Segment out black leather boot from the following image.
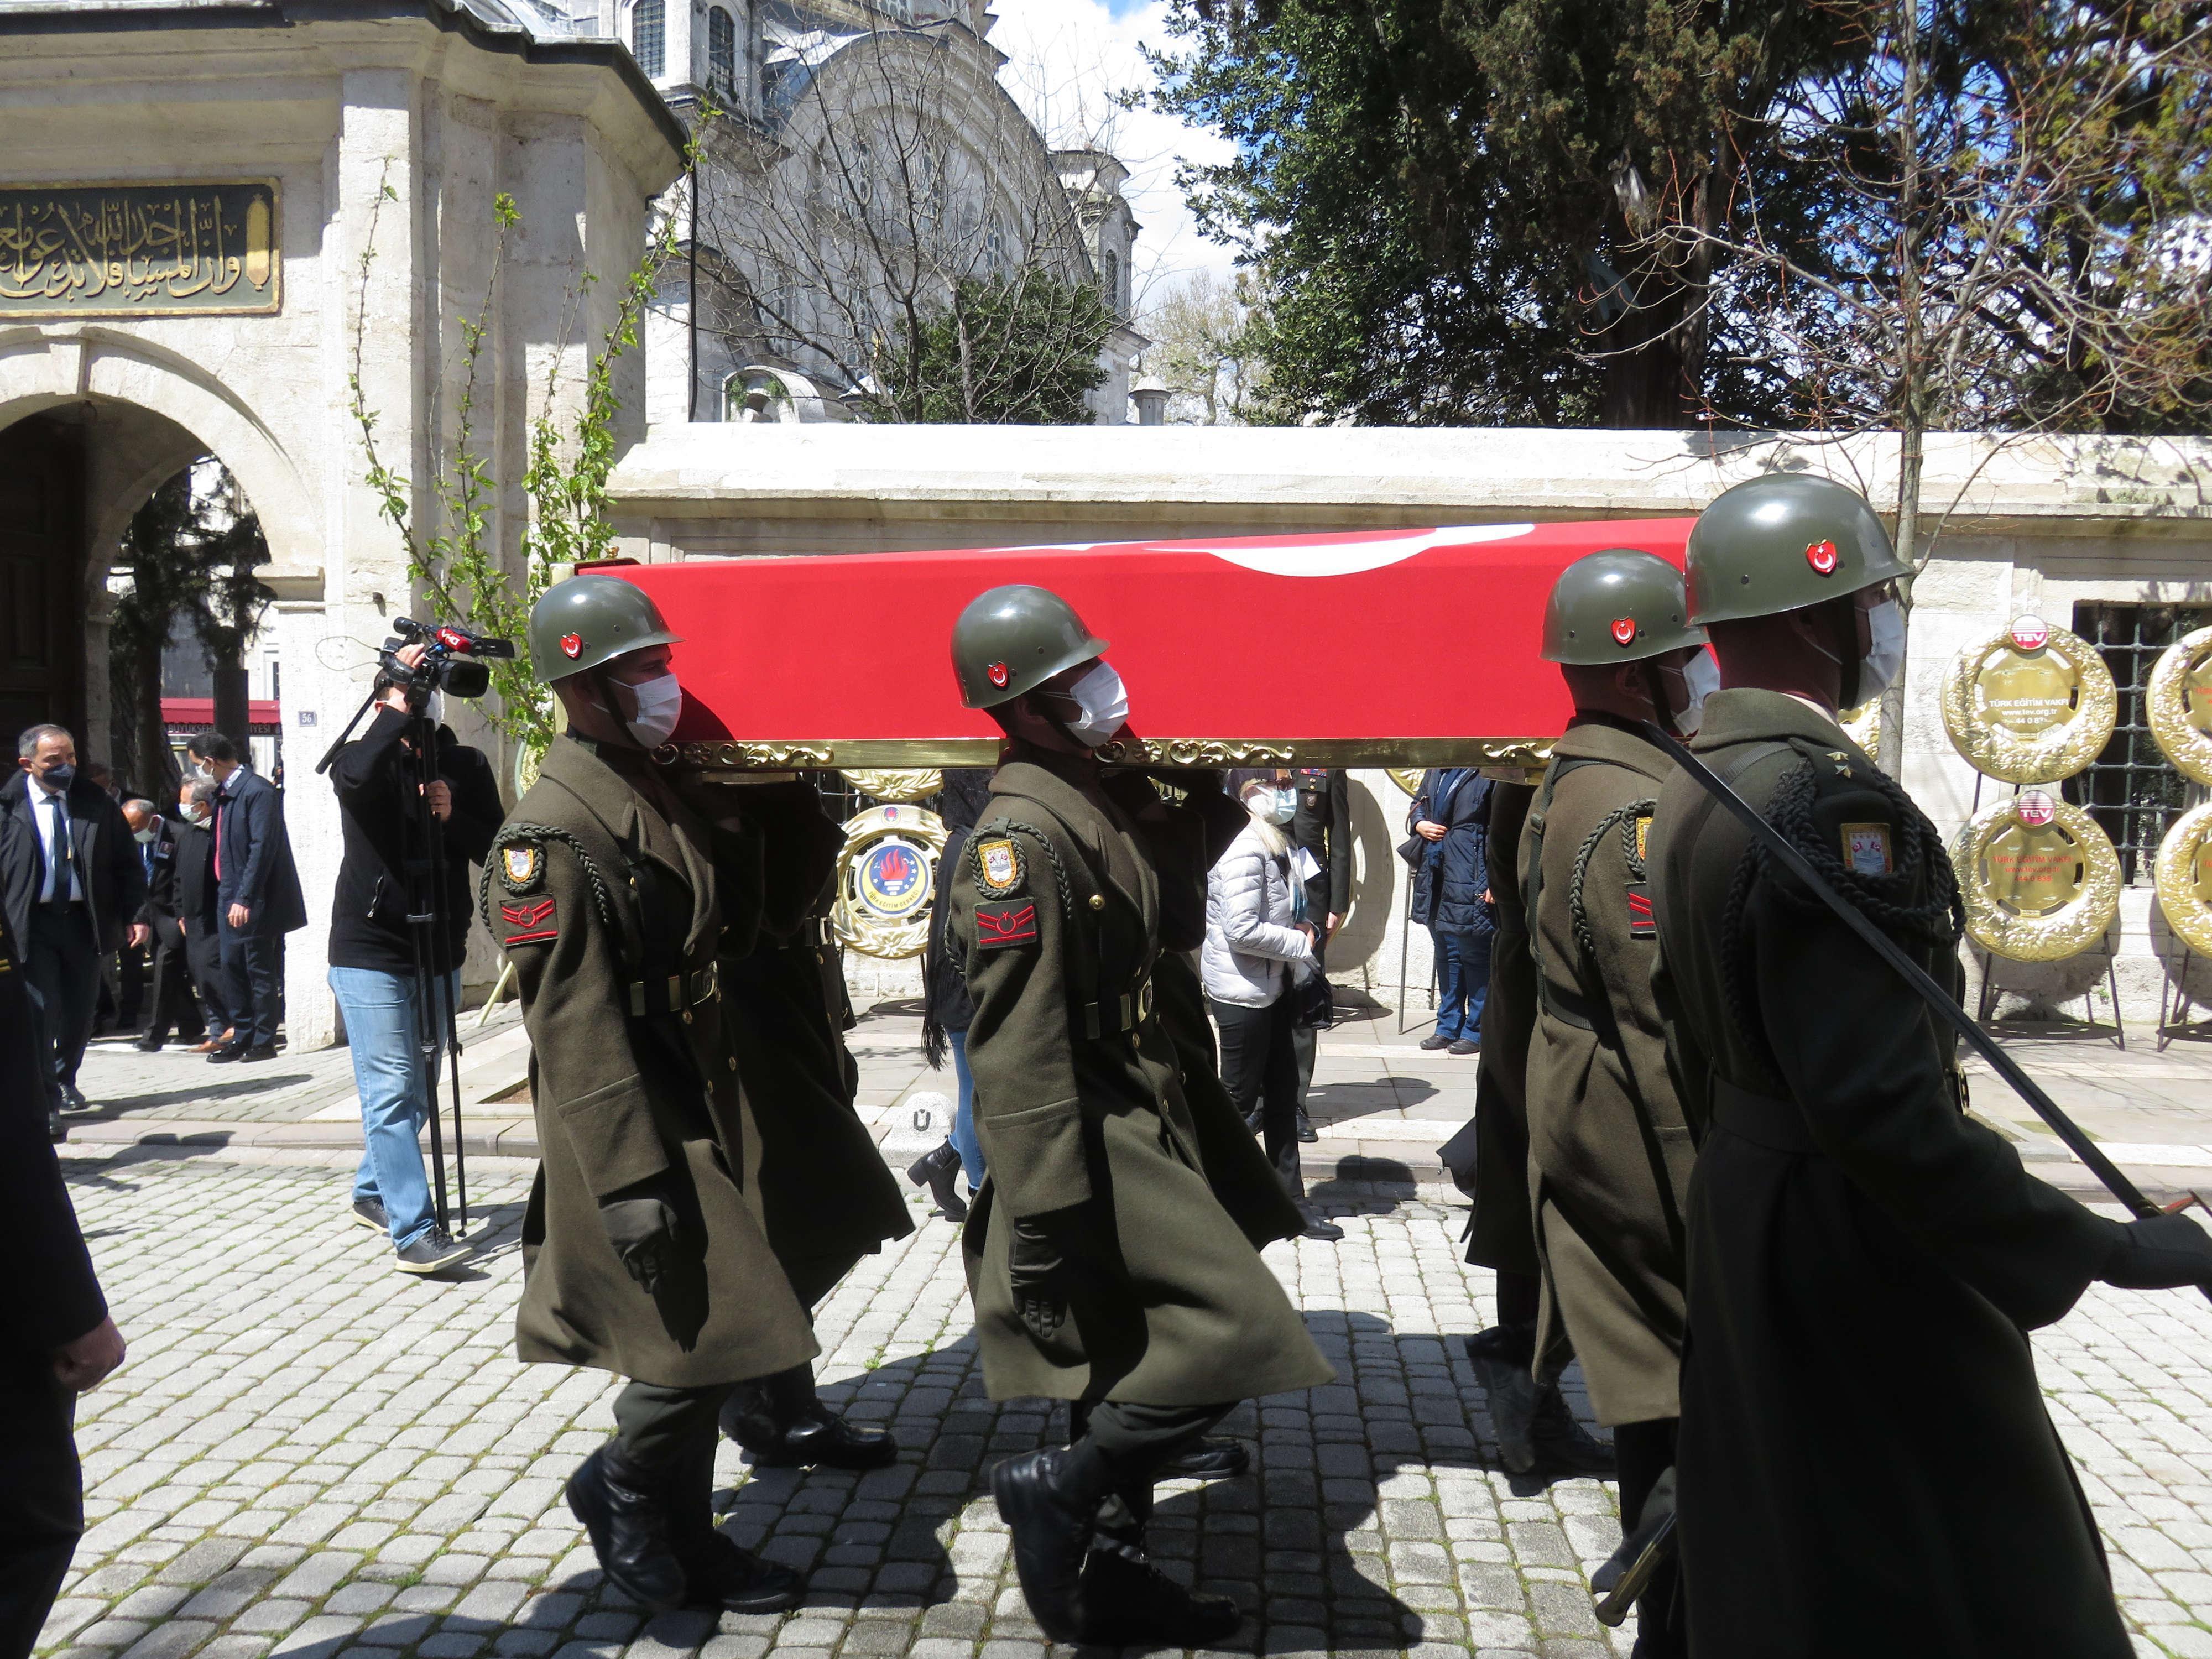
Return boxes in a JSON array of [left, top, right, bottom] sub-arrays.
[[991, 1447, 1101, 1641], [721, 1364, 899, 1470], [1076, 1533, 1243, 1647], [905, 1141, 969, 1220], [1157, 1436, 1253, 1480], [1466, 1323, 1543, 1474], [565, 1445, 688, 1611], [1532, 1383, 1618, 1476], [677, 1530, 804, 1614]]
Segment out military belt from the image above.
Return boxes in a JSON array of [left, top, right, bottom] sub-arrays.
[[1536, 975, 1598, 1032], [628, 961, 720, 1020], [1081, 975, 1154, 1040], [1710, 1077, 1819, 1155]]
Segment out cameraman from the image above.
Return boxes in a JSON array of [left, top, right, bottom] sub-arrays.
[[327, 643, 502, 1275]]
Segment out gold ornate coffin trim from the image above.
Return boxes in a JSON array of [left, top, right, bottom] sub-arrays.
[[1940, 618, 2115, 784], [1953, 792, 2122, 962], [2146, 626, 2212, 787], [655, 737, 1558, 775], [2154, 801, 2212, 959]]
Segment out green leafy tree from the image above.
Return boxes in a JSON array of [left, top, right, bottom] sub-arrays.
[[108, 464, 272, 799], [859, 269, 1112, 424], [1145, 0, 1857, 427]]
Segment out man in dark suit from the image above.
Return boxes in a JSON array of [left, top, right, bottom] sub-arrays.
[[192, 728, 304, 1063], [171, 779, 229, 1052], [1, 726, 148, 1132], [121, 798, 205, 1052], [0, 894, 126, 1659]]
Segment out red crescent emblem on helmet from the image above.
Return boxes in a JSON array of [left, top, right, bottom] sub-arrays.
[[1611, 617, 1637, 646], [560, 633, 582, 659], [1805, 540, 1839, 575], [987, 661, 1009, 687]]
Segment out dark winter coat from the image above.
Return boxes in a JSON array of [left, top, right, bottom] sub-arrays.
[[1405, 768, 1493, 940], [716, 781, 912, 1311], [1453, 780, 1541, 1277], [211, 766, 306, 937], [922, 768, 994, 1055], [948, 747, 1332, 1405], [492, 735, 816, 1389], [0, 769, 148, 954], [1648, 689, 2130, 1657], [1521, 719, 1693, 1426]]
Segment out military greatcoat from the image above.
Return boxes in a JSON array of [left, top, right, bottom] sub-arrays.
[[1462, 781, 1542, 1275], [1647, 690, 2130, 1657], [491, 735, 817, 1390], [714, 780, 912, 1310], [1520, 719, 1695, 1427], [950, 748, 1333, 1406]]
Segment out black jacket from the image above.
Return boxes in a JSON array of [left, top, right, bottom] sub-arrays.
[[1404, 767, 1493, 939], [173, 819, 218, 930], [327, 708, 502, 975], [1290, 768, 1353, 920], [0, 769, 148, 954], [0, 899, 107, 1364], [212, 766, 307, 936], [135, 816, 185, 926]]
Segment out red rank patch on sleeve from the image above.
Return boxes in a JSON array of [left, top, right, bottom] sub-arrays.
[[500, 895, 559, 946], [1625, 882, 1656, 938], [974, 901, 1039, 948]]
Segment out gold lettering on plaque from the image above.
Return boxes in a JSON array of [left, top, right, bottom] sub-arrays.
[[0, 181, 281, 318], [1971, 649, 2080, 737]]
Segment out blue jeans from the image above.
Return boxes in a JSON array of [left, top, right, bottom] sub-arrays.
[[1434, 930, 1493, 1041], [948, 1029, 984, 1191], [329, 965, 460, 1250]]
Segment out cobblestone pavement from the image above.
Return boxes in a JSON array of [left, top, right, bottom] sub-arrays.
[[35, 1146, 2212, 1659]]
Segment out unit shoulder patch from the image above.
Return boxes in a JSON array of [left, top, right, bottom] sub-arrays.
[[1840, 821, 1895, 877], [499, 894, 560, 946], [973, 835, 1026, 898], [498, 841, 544, 893], [1634, 814, 1651, 863], [973, 900, 1039, 949]]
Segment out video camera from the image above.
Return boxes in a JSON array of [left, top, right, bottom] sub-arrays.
[[379, 617, 518, 702]]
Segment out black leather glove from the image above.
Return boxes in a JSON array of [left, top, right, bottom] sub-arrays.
[[600, 1193, 682, 1296], [2103, 1212, 2212, 1290], [1008, 1215, 1067, 1345]]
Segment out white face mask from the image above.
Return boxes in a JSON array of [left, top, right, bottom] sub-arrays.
[[1676, 649, 1721, 737], [1858, 598, 1906, 702], [1061, 661, 1129, 748], [619, 671, 684, 749], [1253, 788, 1296, 826], [179, 805, 205, 825]]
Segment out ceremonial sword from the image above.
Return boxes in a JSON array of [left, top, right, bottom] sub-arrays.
[[1637, 721, 2212, 1276]]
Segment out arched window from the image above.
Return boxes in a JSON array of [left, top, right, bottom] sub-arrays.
[[707, 7, 736, 98], [1103, 250, 1120, 314], [630, 0, 664, 77]]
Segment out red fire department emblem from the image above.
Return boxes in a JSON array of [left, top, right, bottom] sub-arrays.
[[1805, 540, 1839, 575], [560, 632, 582, 659], [987, 661, 1010, 687], [1611, 617, 1638, 646]]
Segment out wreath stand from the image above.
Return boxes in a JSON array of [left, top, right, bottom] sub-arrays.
[[1973, 942, 2127, 1050], [2157, 942, 2212, 1051]]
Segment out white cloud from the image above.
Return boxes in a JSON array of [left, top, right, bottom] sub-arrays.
[[985, 0, 1244, 310]]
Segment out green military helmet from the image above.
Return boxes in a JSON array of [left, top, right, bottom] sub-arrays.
[[1685, 473, 1910, 627], [528, 574, 683, 684], [952, 583, 1109, 709], [1541, 549, 1705, 665]]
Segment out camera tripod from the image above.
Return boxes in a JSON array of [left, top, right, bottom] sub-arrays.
[[317, 692, 469, 1234]]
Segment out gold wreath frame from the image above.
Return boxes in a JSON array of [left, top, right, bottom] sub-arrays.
[[832, 803, 947, 960], [1952, 795, 2122, 962], [2146, 627, 2212, 787], [1939, 623, 2116, 784], [840, 768, 943, 804], [1839, 698, 1882, 765], [2154, 801, 2212, 958]]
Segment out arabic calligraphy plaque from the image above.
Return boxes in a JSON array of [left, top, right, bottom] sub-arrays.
[[0, 181, 280, 318]]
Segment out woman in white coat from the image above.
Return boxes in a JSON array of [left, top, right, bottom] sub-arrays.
[[1204, 775, 1343, 1243]]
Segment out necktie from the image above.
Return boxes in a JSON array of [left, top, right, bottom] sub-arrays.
[[49, 793, 73, 902], [214, 790, 224, 881]]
